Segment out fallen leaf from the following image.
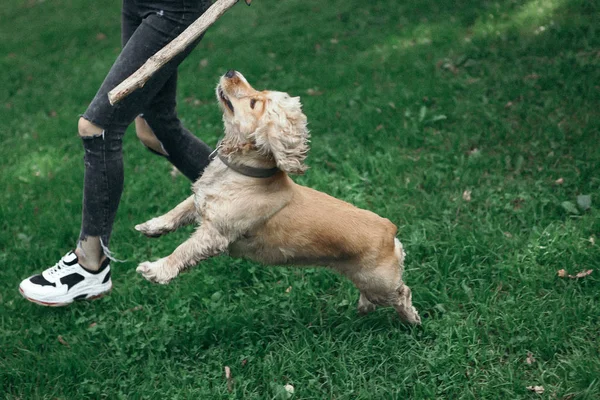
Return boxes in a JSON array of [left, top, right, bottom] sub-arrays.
[[375, 124, 384, 131], [526, 385, 544, 394], [285, 286, 292, 293], [241, 359, 247, 367], [590, 236, 596, 245], [467, 147, 480, 156], [462, 190, 472, 202], [96, 32, 107, 41], [330, 38, 339, 44], [505, 101, 513, 109], [306, 88, 323, 96], [512, 197, 525, 210], [526, 352, 536, 365], [555, 177, 564, 185], [199, 58, 208, 67], [122, 305, 143, 314], [224, 366, 233, 392], [557, 269, 593, 279], [88, 322, 97, 329], [284, 384, 295, 395], [58, 335, 70, 347], [503, 232, 513, 238], [48, 110, 57, 117], [570, 269, 593, 279]]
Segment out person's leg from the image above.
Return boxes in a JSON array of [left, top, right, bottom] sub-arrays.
[[76, 0, 142, 269], [20, 0, 212, 305], [135, 70, 213, 181], [77, 1, 212, 269]]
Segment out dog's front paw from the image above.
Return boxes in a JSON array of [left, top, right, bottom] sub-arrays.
[[135, 218, 172, 238], [136, 259, 177, 284]]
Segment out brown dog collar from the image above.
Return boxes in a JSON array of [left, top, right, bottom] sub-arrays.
[[210, 139, 280, 178], [216, 153, 280, 178]]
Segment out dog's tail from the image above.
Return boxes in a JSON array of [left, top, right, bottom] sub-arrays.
[[394, 238, 406, 278]]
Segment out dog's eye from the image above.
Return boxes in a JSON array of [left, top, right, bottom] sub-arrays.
[[250, 99, 257, 109]]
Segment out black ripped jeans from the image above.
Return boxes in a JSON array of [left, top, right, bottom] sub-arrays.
[[80, 0, 213, 249]]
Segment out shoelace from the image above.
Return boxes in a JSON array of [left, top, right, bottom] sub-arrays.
[[47, 257, 73, 276]]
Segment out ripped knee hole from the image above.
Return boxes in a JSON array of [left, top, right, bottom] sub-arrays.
[[78, 117, 104, 137]]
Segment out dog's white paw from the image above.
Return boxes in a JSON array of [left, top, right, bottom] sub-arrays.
[[135, 218, 171, 238], [136, 259, 176, 284]]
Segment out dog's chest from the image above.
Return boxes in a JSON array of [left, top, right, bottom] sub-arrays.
[[191, 161, 260, 221]]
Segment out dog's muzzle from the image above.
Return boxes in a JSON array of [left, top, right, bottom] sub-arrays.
[[218, 85, 234, 113]]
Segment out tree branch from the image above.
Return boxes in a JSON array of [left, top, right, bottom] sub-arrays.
[[108, 0, 246, 105]]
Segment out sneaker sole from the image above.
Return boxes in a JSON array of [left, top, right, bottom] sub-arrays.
[[19, 284, 112, 307]]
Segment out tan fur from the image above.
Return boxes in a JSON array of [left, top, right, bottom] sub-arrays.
[[135, 72, 420, 324]]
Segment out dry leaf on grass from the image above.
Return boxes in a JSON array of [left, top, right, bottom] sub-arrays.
[[555, 177, 564, 185], [571, 269, 593, 279], [526, 352, 536, 365], [58, 335, 70, 347], [284, 384, 295, 395], [224, 366, 233, 392], [122, 305, 143, 314], [462, 190, 472, 202], [558, 269, 593, 279], [526, 385, 545, 394]]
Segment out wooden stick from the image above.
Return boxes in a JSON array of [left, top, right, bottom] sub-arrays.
[[108, 0, 247, 105]]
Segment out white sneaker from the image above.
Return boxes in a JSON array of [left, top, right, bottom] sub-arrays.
[[19, 251, 112, 306]]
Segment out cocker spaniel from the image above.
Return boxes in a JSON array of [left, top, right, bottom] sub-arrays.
[[135, 71, 421, 324]]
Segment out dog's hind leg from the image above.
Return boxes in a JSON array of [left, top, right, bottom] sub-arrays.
[[136, 223, 229, 284], [350, 239, 421, 324], [135, 195, 197, 237], [357, 292, 377, 315]]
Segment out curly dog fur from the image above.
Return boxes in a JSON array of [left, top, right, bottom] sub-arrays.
[[135, 71, 420, 324]]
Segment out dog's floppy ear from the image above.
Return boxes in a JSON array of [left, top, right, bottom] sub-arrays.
[[253, 95, 310, 175]]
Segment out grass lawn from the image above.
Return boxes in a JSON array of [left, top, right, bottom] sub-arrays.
[[1, 0, 599, 398]]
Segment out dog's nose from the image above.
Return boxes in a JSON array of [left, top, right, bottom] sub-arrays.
[[225, 70, 236, 79]]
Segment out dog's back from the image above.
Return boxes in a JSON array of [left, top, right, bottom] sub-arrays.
[[230, 180, 398, 271]]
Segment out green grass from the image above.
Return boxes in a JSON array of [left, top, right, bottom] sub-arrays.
[[1, 0, 599, 398]]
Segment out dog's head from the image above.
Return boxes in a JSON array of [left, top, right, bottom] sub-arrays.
[[216, 70, 309, 175]]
